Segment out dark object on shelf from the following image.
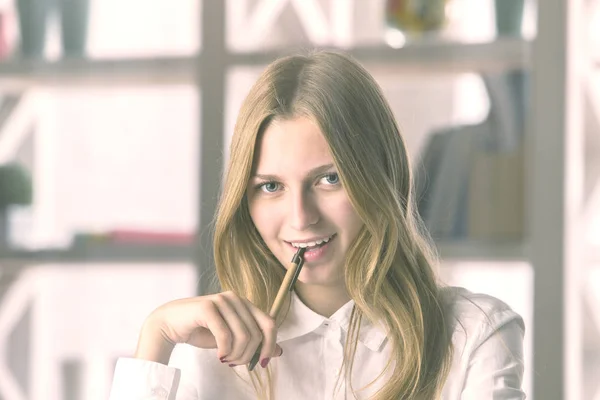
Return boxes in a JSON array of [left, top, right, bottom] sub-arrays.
[[0, 162, 32, 247], [494, 0, 525, 37], [416, 68, 528, 240], [16, 0, 90, 58]]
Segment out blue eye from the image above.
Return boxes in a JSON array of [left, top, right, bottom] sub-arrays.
[[258, 181, 280, 193], [321, 173, 339, 185]]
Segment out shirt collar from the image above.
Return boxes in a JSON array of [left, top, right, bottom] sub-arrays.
[[276, 291, 388, 352]]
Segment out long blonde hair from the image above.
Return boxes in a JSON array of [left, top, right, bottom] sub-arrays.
[[213, 51, 453, 399]]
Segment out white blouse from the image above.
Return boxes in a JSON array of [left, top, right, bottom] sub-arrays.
[[109, 286, 526, 400]]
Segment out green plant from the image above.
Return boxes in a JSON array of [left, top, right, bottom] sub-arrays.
[[0, 163, 33, 210]]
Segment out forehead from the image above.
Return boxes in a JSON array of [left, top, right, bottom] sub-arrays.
[[252, 116, 334, 174]]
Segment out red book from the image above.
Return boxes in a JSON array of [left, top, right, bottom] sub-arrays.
[[108, 229, 194, 245]]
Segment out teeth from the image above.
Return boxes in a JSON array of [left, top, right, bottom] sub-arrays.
[[291, 235, 333, 248]]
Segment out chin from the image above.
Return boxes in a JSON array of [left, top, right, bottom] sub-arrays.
[[296, 267, 344, 287]]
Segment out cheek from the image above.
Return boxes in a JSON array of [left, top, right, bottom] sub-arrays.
[[331, 197, 364, 238], [248, 198, 277, 239]]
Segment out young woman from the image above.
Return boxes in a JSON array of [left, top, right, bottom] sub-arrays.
[[109, 51, 525, 400]]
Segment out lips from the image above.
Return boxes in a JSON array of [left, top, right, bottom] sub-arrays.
[[282, 234, 337, 264]]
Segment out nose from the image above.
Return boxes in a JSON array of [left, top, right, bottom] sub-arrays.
[[288, 190, 320, 231]]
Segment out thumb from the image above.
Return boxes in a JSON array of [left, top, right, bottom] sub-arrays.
[[273, 345, 284, 358]]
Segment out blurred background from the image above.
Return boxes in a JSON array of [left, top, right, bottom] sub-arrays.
[[0, 0, 597, 399]]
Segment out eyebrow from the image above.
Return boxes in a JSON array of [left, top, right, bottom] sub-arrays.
[[252, 163, 336, 181]]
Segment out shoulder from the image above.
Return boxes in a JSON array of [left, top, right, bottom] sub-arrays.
[[439, 286, 525, 347], [439, 287, 527, 398]]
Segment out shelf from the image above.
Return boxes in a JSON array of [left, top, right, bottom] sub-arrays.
[[232, 38, 530, 75], [436, 240, 527, 263], [0, 55, 199, 89], [0, 38, 529, 89], [0, 240, 529, 268], [0, 243, 195, 267]]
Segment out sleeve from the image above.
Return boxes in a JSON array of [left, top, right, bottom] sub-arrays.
[[460, 310, 527, 400], [108, 356, 199, 400]]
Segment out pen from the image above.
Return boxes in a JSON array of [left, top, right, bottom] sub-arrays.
[[247, 247, 306, 371]]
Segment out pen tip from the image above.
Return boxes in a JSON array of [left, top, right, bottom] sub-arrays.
[[292, 247, 306, 263]]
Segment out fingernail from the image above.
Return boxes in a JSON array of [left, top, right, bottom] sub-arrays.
[[220, 359, 229, 364], [279, 347, 284, 357], [228, 364, 236, 367], [219, 357, 227, 363], [260, 358, 270, 368]]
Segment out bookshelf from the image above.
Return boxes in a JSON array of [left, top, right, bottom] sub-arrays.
[[0, 1, 596, 399], [0, 56, 196, 88], [0, 244, 194, 267], [0, 240, 529, 267], [436, 240, 526, 262], [0, 38, 528, 89], [220, 38, 529, 74], [0, 37, 533, 269]]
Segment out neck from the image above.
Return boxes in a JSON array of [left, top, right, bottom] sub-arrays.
[[294, 282, 352, 318]]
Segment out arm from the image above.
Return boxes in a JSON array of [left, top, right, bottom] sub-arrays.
[[108, 291, 283, 399], [461, 312, 526, 400], [108, 358, 187, 400], [108, 344, 202, 400]]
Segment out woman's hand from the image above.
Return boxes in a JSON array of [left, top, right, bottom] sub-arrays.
[[134, 291, 283, 368]]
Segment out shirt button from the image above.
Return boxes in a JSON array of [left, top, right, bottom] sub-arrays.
[[150, 387, 169, 398]]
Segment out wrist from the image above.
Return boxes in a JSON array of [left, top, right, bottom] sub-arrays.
[[134, 321, 175, 365]]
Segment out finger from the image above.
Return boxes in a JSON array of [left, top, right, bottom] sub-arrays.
[[221, 294, 264, 365], [241, 298, 278, 367], [197, 301, 233, 360], [211, 294, 256, 363], [273, 345, 283, 358]]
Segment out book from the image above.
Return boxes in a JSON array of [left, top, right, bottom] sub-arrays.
[[422, 124, 484, 239]]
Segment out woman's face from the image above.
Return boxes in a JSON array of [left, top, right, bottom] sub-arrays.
[[246, 116, 364, 287]]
